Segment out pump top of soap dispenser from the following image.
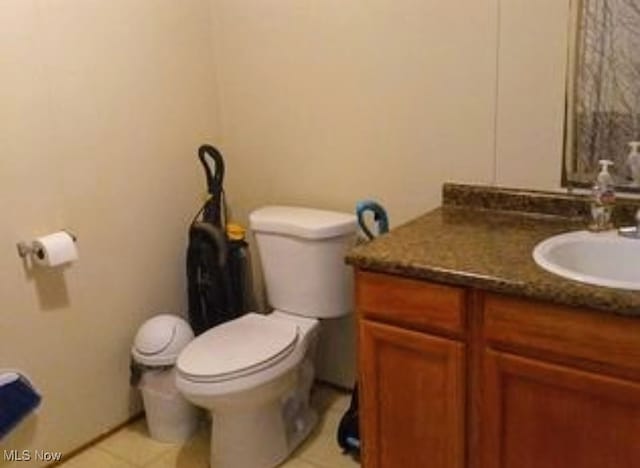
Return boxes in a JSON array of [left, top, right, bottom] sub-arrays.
[[629, 141, 640, 152], [596, 159, 614, 187]]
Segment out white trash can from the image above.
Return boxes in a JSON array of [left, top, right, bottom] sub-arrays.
[[132, 315, 199, 443]]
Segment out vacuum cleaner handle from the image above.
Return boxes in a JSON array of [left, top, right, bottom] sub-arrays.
[[198, 144, 225, 196]]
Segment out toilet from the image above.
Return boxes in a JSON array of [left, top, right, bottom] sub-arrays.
[[175, 206, 356, 468]]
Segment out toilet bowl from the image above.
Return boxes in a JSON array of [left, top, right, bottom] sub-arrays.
[[176, 311, 319, 468], [176, 206, 357, 468]]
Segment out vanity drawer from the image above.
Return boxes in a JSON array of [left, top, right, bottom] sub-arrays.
[[356, 270, 466, 336], [484, 293, 640, 377]]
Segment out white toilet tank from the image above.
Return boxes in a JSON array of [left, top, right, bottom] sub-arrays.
[[249, 206, 357, 319]]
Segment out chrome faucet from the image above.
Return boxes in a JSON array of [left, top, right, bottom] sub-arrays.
[[617, 209, 640, 239]]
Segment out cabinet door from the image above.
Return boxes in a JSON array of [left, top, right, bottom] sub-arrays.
[[483, 350, 640, 468], [359, 320, 465, 468]]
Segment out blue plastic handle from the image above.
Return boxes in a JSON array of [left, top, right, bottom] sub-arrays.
[[356, 200, 389, 240]]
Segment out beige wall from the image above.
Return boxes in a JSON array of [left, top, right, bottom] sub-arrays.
[[208, 0, 571, 388], [211, 0, 571, 226], [495, 0, 570, 190], [212, 0, 499, 225], [2, 0, 573, 463], [0, 1, 218, 466]]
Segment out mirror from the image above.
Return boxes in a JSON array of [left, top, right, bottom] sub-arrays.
[[564, 0, 640, 190]]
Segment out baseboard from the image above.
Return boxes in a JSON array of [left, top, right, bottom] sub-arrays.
[[47, 412, 144, 468], [315, 378, 354, 394]]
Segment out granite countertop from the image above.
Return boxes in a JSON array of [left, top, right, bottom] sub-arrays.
[[346, 183, 640, 316]]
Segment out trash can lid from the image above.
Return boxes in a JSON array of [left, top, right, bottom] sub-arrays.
[[132, 315, 194, 366]]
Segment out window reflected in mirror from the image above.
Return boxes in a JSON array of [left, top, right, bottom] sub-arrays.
[[564, 0, 640, 190]]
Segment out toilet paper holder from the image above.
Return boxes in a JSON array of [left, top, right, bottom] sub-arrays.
[[16, 230, 77, 259]]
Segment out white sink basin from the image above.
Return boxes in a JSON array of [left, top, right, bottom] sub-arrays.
[[533, 230, 640, 290]]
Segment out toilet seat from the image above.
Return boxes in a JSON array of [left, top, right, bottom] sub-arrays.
[[176, 313, 299, 383]]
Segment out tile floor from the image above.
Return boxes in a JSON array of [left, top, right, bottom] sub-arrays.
[[58, 384, 360, 468]]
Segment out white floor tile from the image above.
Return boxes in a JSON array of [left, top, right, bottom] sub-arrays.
[[61, 384, 359, 468], [294, 409, 360, 468], [278, 457, 321, 468], [58, 447, 133, 468], [142, 425, 209, 468], [94, 419, 176, 466]]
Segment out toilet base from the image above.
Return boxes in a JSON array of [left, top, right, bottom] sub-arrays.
[[210, 401, 317, 468], [207, 358, 317, 468]]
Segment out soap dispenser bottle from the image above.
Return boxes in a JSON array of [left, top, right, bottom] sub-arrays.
[[627, 141, 640, 186], [590, 159, 616, 231]]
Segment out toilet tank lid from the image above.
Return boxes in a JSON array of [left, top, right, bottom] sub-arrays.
[[249, 206, 356, 239]]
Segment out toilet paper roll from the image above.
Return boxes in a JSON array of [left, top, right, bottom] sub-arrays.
[[32, 231, 78, 267]]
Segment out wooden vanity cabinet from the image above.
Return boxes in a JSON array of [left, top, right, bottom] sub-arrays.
[[356, 270, 467, 468], [482, 294, 640, 468], [483, 350, 640, 468], [356, 270, 640, 468]]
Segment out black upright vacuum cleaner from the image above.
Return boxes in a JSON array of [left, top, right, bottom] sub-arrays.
[[186, 144, 249, 335], [337, 200, 389, 456]]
